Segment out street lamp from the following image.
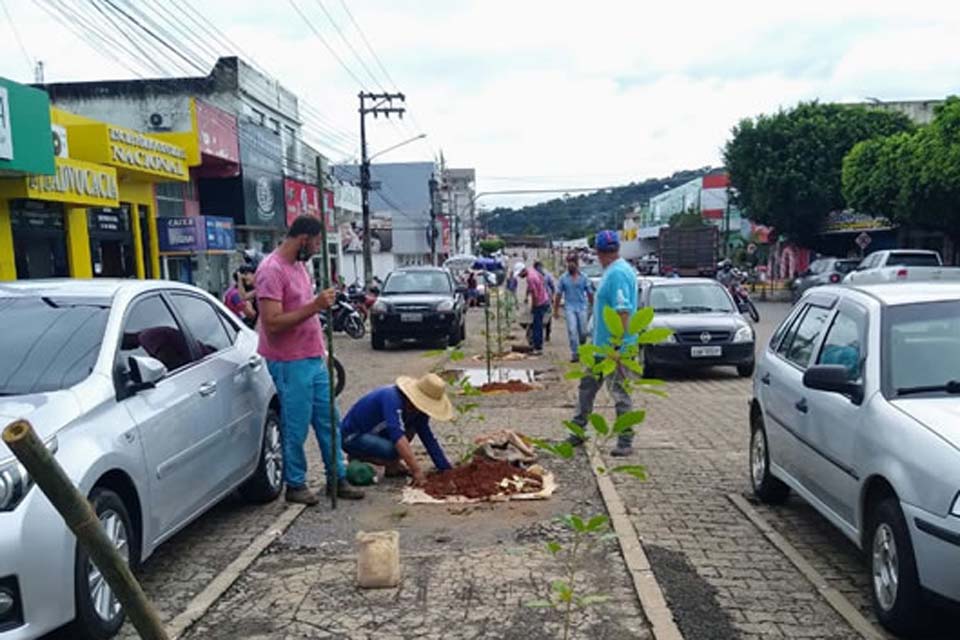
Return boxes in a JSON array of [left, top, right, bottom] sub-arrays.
[[369, 133, 427, 161]]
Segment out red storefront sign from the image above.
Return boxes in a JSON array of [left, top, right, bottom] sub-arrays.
[[285, 178, 320, 226], [194, 99, 239, 174]]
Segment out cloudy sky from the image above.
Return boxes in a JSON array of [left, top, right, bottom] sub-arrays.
[[2, 0, 959, 207]]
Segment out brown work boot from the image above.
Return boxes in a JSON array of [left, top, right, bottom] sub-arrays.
[[285, 486, 320, 506], [326, 481, 365, 500]]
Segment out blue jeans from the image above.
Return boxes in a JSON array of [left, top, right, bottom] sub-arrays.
[[266, 358, 346, 489], [564, 307, 589, 359], [343, 433, 398, 463], [531, 303, 549, 350]]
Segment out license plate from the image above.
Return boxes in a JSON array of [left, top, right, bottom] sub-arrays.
[[691, 346, 722, 358], [400, 313, 423, 322]]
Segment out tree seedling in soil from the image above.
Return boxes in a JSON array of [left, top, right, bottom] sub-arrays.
[[527, 305, 670, 640]]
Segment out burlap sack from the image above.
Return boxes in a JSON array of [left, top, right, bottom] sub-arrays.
[[356, 530, 400, 588]]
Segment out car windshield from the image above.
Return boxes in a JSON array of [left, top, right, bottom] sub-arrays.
[[383, 271, 452, 294], [581, 264, 602, 278], [0, 296, 111, 396], [885, 301, 960, 397], [649, 284, 735, 314], [887, 252, 940, 267]]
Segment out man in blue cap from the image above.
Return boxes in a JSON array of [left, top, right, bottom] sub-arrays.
[[569, 230, 638, 456]]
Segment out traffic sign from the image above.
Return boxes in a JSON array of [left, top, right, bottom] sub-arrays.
[[855, 232, 872, 250]]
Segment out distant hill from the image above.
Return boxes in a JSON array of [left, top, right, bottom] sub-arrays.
[[482, 167, 715, 239]]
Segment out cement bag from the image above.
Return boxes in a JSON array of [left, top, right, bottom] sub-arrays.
[[356, 530, 400, 588]]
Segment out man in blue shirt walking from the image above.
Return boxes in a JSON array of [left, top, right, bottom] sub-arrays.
[[555, 253, 594, 363], [340, 373, 454, 486], [569, 231, 638, 456]]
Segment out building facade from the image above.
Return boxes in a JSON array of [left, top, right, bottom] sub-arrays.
[[0, 77, 195, 283], [443, 167, 475, 254]]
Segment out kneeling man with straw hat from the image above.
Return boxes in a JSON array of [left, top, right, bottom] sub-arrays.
[[340, 373, 454, 487]]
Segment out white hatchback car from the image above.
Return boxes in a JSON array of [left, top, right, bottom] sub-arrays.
[[0, 280, 281, 640], [750, 283, 960, 634]]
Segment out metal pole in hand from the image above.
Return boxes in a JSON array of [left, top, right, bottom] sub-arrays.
[[2, 420, 168, 640], [317, 156, 338, 510]]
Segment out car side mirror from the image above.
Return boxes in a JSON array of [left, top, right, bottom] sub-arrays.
[[128, 355, 167, 392], [803, 364, 863, 404]]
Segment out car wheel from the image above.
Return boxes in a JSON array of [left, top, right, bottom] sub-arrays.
[[749, 418, 790, 504], [459, 320, 467, 343], [868, 497, 925, 635], [372, 331, 385, 351], [70, 488, 137, 640], [331, 356, 346, 398], [239, 408, 283, 503], [642, 357, 657, 380], [737, 361, 756, 378]]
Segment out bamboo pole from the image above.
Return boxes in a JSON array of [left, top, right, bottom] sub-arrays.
[[2, 420, 168, 640], [316, 156, 338, 510]]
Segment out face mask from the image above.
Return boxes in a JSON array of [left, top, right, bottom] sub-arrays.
[[567, 265, 577, 274], [297, 238, 312, 262]]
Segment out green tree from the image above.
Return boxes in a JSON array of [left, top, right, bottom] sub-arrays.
[[843, 97, 960, 243], [668, 206, 708, 229], [723, 102, 913, 247]]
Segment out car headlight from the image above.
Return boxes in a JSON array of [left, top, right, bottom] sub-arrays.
[[372, 300, 388, 313], [437, 300, 454, 312], [951, 493, 960, 518], [663, 332, 677, 344], [0, 436, 57, 511], [733, 325, 754, 343]]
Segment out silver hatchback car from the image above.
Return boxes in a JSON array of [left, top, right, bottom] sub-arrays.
[[0, 280, 282, 640], [749, 283, 960, 635]]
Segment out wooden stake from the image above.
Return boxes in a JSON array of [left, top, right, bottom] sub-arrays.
[[2, 420, 168, 640]]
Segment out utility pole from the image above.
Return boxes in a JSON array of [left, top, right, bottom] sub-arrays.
[[315, 156, 337, 510], [359, 91, 405, 284], [428, 174, 439, 265]]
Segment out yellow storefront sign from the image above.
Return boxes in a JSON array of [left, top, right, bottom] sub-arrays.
[[68, 123, 189, 182], [0, 156, 120, 207]]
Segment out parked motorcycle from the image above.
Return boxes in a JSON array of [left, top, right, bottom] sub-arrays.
[[345, 283, 378, 322], [323, 291, 366, 339], [729, 269, 760, 322]]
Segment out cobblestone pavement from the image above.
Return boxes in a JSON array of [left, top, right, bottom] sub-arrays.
[[184, 304, 652, 639], [582, 302, 859, 639]]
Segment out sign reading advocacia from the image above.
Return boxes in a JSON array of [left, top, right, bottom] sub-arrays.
[[67, 123, 189, 182], [0, 156, 120, 208]]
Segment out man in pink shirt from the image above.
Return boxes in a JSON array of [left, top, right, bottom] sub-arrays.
[[256, 216, 364, 505], [520, 263, 550, 354]]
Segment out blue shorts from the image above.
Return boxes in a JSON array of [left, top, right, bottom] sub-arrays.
[[343, 432, 398, 462]]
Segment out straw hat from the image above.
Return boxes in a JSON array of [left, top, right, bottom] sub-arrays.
[[396, 373, 455, 421]]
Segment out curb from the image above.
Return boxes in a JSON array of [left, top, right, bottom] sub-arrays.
[[587, 447, 684, 640], [166, 503, 306, 639], [728, 493, 886, 640]]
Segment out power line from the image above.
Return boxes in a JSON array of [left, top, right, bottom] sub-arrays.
[[100, 0, 207, 75], [336, 0, 398, 90], [87, 0, 168, 76], [288, 0, 366, 87], [1, 0, 34, 76], [312, 0, 385, 91]]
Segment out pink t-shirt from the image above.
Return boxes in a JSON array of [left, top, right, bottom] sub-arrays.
[[255, 252, 326, 361], [526, 269, 550, 306]]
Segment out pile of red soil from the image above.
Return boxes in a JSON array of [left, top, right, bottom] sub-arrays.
[[423, 458, 541, 500], [479, 380, 534, 393]]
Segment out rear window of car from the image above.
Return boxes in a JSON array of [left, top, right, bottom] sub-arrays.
[[886, 252, 940, 267], [0, 296, 111, 395], [835, 260, 859, 274]]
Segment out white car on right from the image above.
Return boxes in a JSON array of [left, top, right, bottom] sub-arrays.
[[843, 249, 960, 285], [749, 282, 960, 635]]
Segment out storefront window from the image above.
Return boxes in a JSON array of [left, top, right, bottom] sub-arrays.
[[11, 200, 69, 279], [156, 182, 186, 218]]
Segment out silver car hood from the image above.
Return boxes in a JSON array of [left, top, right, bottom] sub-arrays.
[[892, 398, 960, 452], [0, 390, 83, 464]]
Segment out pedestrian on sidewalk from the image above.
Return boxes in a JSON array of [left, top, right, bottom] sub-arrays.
[[555, 253, 594, 363], [519, 263, 550, 355], [534, 261, 555, 342], [568, 230, 638, 457], [224, 265, 258, 329], [256, 215, 365, 506], [506, 264, 520, 312], [340, 373, 454, 486]]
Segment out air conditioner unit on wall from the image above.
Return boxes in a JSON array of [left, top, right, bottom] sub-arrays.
[[51, 124, 69, 158], [148, 112, 172, 131]]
